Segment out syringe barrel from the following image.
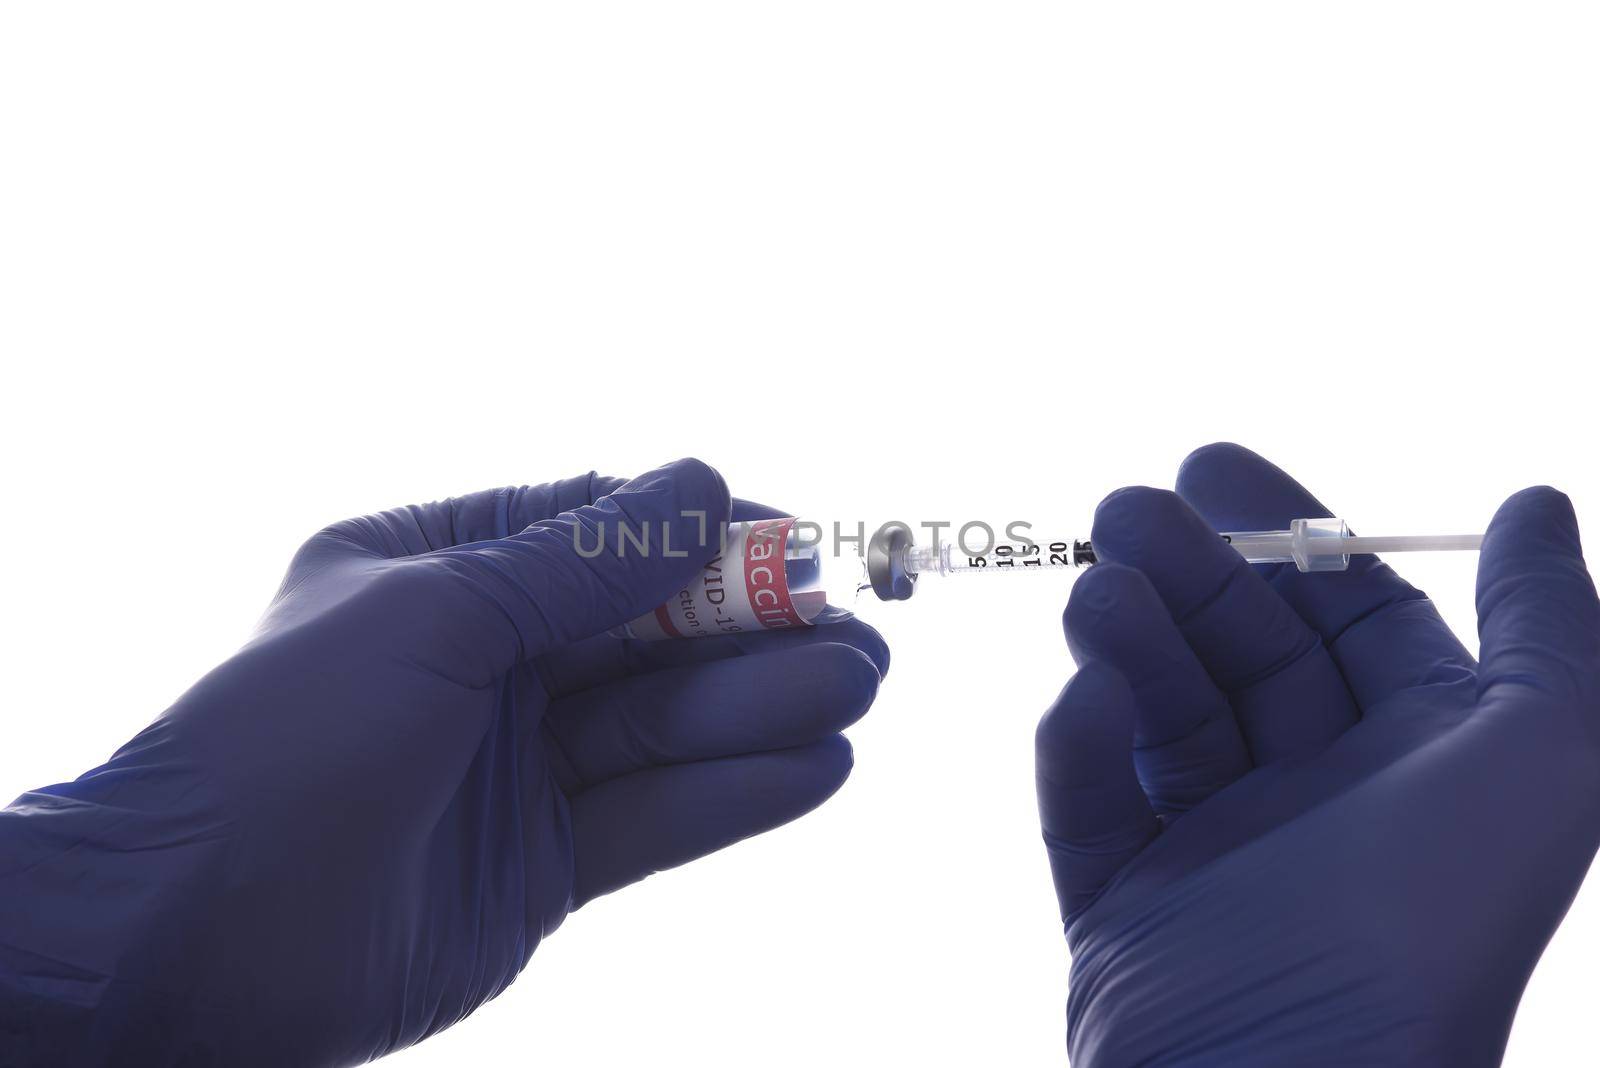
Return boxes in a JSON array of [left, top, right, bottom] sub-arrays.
[[916, 535, 1092, 577], [1223, 519, 1351, 572], [883, 529, 1092, 600], [1220, 532, 1294, 563]]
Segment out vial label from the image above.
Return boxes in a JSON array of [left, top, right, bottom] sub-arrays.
[[618, 517, 812, 640]]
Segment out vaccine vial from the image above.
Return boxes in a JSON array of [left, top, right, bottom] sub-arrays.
[[609, 518, 861, 640]]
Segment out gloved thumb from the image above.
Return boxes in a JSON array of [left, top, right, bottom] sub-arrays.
[[420, 457, 731, 673], [1476, 486, 1600, 710]]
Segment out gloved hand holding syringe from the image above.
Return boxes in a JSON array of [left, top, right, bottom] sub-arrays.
[[612, 513, 1486, 639]]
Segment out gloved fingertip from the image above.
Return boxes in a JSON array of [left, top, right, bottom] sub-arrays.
[[1174, 443, 1334, 530], [1063, 563, 1153, 664], [752, 734, 857, 802], [1177, 440, 1256, 478], [1176, 443, 1273, 513], [794, 643, 881, 733], [1479, 487, 1586, 605], [1036, 661, 1137, 781], [663, 456, 730, 500], [613, 457, 731, 524], [1091, 486, 1197, 563], [1175, 441, 1264, 491], [1478, 486, 1589, 615], [842, 619, 892, 679], [759, 734, 857, 811], [1484, 486, 1581, 560], [619, 456, 729, 505], [1065, 563, 1148, 631], [809, 732, 856, 787]]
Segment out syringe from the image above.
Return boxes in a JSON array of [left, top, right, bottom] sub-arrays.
[[863, 518, 1485, 601], [611, 516, 1487, 640]]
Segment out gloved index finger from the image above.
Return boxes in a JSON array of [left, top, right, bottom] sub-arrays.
[[1175, 443, 1476, 710], [427, 457, 733, 665], [318, 472, 624, 560]]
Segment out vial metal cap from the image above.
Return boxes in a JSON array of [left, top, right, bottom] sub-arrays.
[[866, 525, 916, 602]]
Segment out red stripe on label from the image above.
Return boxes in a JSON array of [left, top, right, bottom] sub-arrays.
[[653, 604, 683, 638], [743, 518, 806, 631]]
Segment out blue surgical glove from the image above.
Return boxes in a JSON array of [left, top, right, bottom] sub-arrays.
[[0, 458, 888, 1067], [1036, 444, 1600, 1067]]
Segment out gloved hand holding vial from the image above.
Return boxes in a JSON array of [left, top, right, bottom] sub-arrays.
[[0, 460, 890, 1066]]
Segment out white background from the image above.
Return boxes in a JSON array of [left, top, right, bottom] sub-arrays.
[[2, 3, 1596, 1065]]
